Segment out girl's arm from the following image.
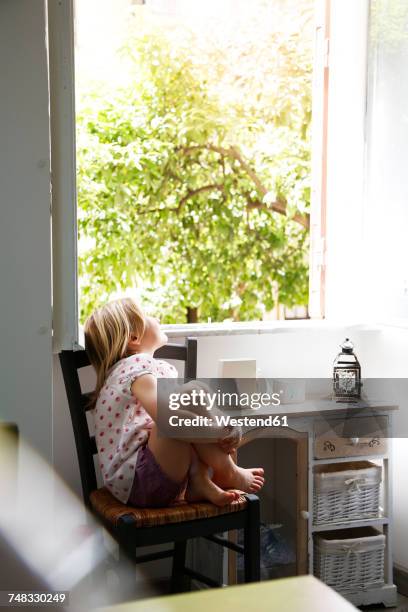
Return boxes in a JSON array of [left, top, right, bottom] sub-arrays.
[[131, 374, 228, 443]]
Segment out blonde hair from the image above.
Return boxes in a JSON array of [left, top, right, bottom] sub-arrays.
[[84, 298, 146, 404]]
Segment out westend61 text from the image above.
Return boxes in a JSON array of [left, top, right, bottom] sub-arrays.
[[168, 414, 289, 428]]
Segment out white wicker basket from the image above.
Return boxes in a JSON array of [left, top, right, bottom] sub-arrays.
[[314, 527, 385, 595], [313, 461, 381, 524]]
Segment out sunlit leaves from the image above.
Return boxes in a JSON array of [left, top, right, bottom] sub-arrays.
[[77, 1, 313, 323]]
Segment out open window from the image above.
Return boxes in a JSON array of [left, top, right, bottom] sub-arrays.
[[50, 0, 334, 350]]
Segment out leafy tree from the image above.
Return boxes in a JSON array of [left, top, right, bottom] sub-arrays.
[[370, 0, 408, 52], [77, 2, 313, 323]]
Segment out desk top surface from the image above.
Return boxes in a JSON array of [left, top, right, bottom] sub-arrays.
[[235, 398, 397, 419], [98, 576, 356, 612]]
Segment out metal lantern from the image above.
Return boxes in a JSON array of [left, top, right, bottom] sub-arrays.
[[333, 338, 361, 401]]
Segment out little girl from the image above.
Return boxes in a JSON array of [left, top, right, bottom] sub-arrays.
[[84, 298, 264, 508]]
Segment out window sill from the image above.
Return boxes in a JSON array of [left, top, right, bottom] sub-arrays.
[[74, 319, 381, 350], [377, 318, 408, 331], [162, 319, 381, 338]]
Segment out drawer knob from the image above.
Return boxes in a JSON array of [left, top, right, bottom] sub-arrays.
[[350, 437, 360, 446], [300, 510, 310, 520]]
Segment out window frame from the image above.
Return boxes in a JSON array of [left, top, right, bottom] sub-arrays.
[[49, 0, 80, 352], [308, 0, 330, 319], [50, 0, 332, 350]]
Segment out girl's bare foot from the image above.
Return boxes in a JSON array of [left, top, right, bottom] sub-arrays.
[[186, 462, 240, 506], [213, 465, 265, 493]]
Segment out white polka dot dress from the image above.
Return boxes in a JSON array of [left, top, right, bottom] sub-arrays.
[[94, 353, 178, 503]]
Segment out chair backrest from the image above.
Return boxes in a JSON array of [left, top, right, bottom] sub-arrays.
[[59, 339, 197, 507]]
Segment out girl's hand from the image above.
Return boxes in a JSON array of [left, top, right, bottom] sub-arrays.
[[218, 425, 242, 454], [178, 380, 213, 413]]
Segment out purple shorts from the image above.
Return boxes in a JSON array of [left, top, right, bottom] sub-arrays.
[[127, 444, 187, 508]]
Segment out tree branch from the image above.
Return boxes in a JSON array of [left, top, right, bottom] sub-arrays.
[[177, 143, 310, 229], [246, 199, 309, 229], [137, 183, 224, 215], [177, 183, 224, 209]]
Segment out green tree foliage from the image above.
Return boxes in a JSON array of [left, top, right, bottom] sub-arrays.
[[77, 2, 313, 323], [370, 0, 408, 52]]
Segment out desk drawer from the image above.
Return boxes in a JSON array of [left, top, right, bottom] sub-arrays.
[[314, 416, 388, 459]]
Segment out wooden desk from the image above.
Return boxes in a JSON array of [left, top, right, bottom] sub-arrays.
[[230, 398, 398, 608], [98, 576, 357, 612]]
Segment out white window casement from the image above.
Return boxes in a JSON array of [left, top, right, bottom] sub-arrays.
[[308, 0, 330, 319], [323, 0, 370, 322]]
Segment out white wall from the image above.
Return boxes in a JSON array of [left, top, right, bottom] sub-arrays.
[[363, 2, 408, 321], [322, 0, 408, 571], [323, 0, 408, 571], [360, 326, 408, 570], [0, 0, 53, 494]]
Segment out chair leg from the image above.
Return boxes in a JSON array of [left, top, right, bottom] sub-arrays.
[[243, 495, 261, 583], [170, 540, 187, 593]]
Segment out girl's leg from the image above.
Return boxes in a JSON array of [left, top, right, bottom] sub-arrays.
[[173, 393, 265, 492], [147, 424, 192, 483], [193, 442, 265, 493], [147, 426, 238, 506]]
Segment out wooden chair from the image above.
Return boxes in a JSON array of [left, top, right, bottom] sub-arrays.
[[59, 338, 260, 593]]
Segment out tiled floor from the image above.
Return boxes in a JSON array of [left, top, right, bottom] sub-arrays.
[[360, 593, 408, 611]]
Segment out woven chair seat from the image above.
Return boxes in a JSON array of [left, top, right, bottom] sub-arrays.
[[90, 487, 248, 528]]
